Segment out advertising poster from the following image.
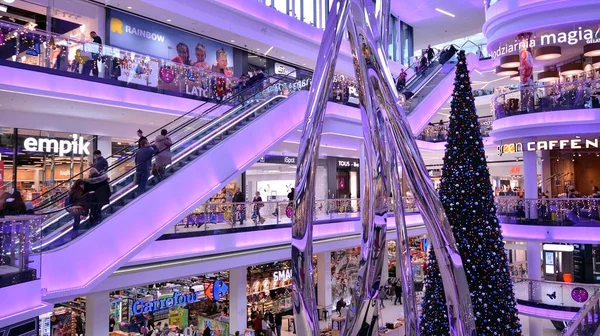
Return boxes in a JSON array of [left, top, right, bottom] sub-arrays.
[[108, 10, 234, 75], [197, 316, 229, 336]]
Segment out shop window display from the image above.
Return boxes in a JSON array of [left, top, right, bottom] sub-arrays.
[[39, 298, 86, 336]]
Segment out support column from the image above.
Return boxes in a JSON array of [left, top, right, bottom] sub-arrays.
[[522, 137, 538, 219], [86, 291, 110, 336], [317, 252, 332, 315], [229, 266, 248, 335], [381, 242, 389, 285], [527, 241, 543, 302]]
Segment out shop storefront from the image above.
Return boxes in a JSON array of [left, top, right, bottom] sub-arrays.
[[0, 128, 93, 201], [38, 298, 87, 336], [326, 157, 360, 200], [108, 272, 230, 335]]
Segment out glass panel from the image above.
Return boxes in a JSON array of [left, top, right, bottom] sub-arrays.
[[388, 15, 398, 61], [302, 0, 315, 26], [273, 0, 287, 14], [294, 0, 302, 20]]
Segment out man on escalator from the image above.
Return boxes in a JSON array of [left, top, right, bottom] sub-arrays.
[[135, 139, 159, 195], [427, 44, 435, 65]]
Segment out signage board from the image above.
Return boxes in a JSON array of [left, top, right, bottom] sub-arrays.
[[108, 10, 234, 73], [273, 269, 292, 282], [489, 21, 600, 59], [274, 62, 296, 78], [337, 159, 360, 168], [132, 291, 199, 314], [497, 137, 600, 156], [258, 155, 297, 165], [23, 134, 91, 156]]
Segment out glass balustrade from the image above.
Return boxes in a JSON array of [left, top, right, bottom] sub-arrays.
[[417, 117, 494, 142], [493, 76, 600, 119], [0, 216, 42, 288], [496, 198, 600, 226], [513, 278, 600, 311]]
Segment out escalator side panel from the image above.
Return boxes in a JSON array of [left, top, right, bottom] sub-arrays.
[[40, 91, 309, 299], [407, 53, 480, 134]]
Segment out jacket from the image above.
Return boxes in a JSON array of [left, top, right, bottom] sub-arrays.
[[135, 145, 159, 173], [233, 191, 245, 203], [84, 173, 112, 206], [93, 156, 109, 174], [154, 135, 173, 167]]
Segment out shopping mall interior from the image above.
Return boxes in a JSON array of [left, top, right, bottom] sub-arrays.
[[1, 0, 600, 335]]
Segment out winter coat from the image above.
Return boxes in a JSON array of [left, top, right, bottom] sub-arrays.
[[84, 173, 112, 206], [154, 135, 173, 167], [93, 156, 109, 174], [135, 145, 159, 174]]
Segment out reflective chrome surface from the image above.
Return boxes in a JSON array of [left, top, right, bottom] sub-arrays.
[[292, 0, 476, 334], [291, 1, 351, 335]]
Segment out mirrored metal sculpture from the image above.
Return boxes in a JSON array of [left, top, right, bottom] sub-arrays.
[[291, 1, 477, 336]]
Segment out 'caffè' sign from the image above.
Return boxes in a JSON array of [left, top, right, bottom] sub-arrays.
[[497, 137, 600, 156]]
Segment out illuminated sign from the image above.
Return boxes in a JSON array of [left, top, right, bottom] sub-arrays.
[[23, 134, 91, 157], [273, 269, 292, 282], [491, 24, 600, 59], [338, 160, 360, 168], [132, 291, 199, 314], [497, 138, 599, 156], [204, 280, 229, 301]]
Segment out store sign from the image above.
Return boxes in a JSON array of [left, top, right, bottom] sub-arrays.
[[204, 280, 229, 301], [490, 23, 600, 59], [132, 291, 199, 314], [338, 160, 360, 168], [497, 137, 600, 156], [509, 166, 521, 175], [273, 269, 292, 282], [274, 62, 296, 78], [23, 134, 91, 157], [258, 155, 296, 165]]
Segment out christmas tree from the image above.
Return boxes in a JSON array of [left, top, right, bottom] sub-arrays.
[[419, 51, 522, 335]]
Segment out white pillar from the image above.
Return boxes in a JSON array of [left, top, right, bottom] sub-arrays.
[[528, 316, 544, 336], [33, 168, 41, 192], [317, 252, 332, 313], [229, 266, 248, 335], [86, 291, 110, 336], [527, 241, 543, 302], [359, 140, 366, 200], [522, 137, 538, 219], [381, 242, 389, 285]]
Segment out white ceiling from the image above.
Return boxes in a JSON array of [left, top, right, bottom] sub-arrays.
[[391, 0, 486, 50]]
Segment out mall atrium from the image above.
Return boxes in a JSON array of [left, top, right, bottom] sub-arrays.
[[0, 0, 600, 335]]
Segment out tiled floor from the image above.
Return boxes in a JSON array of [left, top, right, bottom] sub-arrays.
[[280, 298, 564, 335]]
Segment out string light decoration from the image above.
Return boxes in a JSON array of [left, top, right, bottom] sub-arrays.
[[419, 51, 522, 336]]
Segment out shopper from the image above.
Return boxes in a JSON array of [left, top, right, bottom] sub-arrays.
[[252, 191, 264, 224], [135, 139, 159, 195], [202, 324, 211, 336], [92, 150, 108, 174], [3, 190, 27, 215], [336, 297, 346, 316], [262, 315, 271, 336], [137, 129, 148, 149], [396, 68, 407, 92], [427, 44, 435, 65], [86, 31, 103, 77], [109, 315, 116, 332], [275, 311, 283, 336], [154, 129, 173, 181], [253, 315, 262, 336], [232, 187, 245, 225], [394, 280, 403, 305], [84, 168, 111, 224], [66, 179, 87, 235], [379, 286, 385, 308]]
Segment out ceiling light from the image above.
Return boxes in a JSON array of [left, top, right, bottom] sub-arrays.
[[534, 46, 562, 61], [127, 6, 132, 9], [281, 56, 285, 59], [560, 63, 584, 76], [435, 8, 455, 17], [0, 4, 7, 12], [264, 46, 274, 55], [583, 42, 600, 57], [509, 74, 520, 81], [495, 66, 518, 76], [256, 48, 260, 51], [500, 54, 520, 68], [167, 19, 171, 22], [537, 70, 559, 82], [230, 40, 235, 43], [592, 57, 600, 69]]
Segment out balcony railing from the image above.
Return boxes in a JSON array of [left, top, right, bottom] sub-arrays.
[[513, 278, 600, 311], [493, 76, 600, 120], [417, 117, 493, 142], [161, 197, 419, 239], [496, 198, 600, 227], [564, 289, 600, 336], [0, 216, 42, 288]]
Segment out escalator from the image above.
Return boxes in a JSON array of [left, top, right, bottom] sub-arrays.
[[401, 48, 480, 133], [34, 72, 309, 299]]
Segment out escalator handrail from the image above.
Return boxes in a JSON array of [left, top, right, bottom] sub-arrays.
[[32, 72, 296, 211], [34, 73, 298, 219]]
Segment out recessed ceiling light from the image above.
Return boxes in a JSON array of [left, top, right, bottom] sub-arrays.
[[435, 8, 455, 17], [282, 56, 285, 59], [231, 40, 235, 43], [256, 48, 260, 51], [127, 6, 132, 9], [167, 19, 171, 22]]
